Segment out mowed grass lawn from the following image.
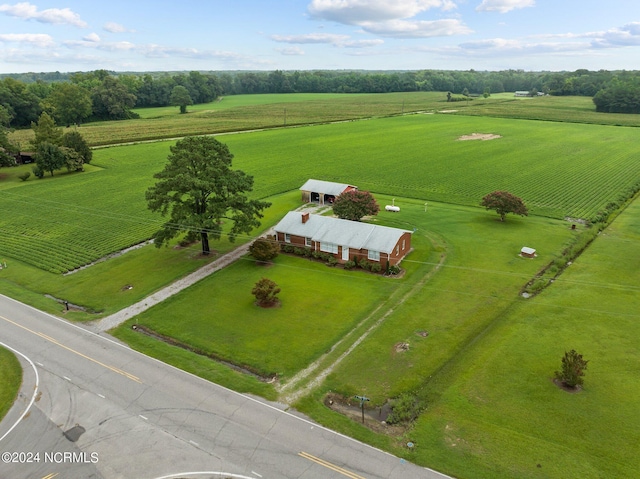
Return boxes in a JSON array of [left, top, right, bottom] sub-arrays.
[[113, 192, 577, 395], [321, 196, 578, 402], [0, 346, 22, 422], [395, 196, 640, 479], [290, 198, 640, 479], [115, 253, 397, 380]]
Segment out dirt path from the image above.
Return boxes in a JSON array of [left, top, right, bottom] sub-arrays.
[[88, 237, 263, 333]]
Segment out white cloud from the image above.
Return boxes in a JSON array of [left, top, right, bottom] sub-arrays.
[[306, 0, 468, 40], [83, 32, 101, 43], [308, 0, 456, 24], [277, 46, 305, 55], [64, 38, 135, 51], [593, 22, 640, 47], [0, 32, 54, 46], [361, 18, 472, 38], [476, 0, 535, 14], [137, 44, 253, 65], [271, 33, 384, 48], [271, 33, 350, 44], [103, 21, 135, 33], [448, 37, 594, 59], [340, 38, 384, 47], [0, 2, 87, 27]]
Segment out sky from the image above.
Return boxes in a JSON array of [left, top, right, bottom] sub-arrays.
[[0, 0, 639, 74]]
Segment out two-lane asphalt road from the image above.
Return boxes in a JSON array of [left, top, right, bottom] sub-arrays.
[[0, 294, 451, 479]]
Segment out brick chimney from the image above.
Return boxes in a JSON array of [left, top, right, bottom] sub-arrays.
[[302, 212, 310, 224]]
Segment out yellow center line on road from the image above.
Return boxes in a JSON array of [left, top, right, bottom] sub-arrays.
[[42, 473, 58, 479], [299, 451, 367, 479], [0, 314, 142, 383]]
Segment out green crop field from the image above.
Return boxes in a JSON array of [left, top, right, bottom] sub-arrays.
[[10, 92, 640, 148], [9, 92, 448, 147], [2, 114, 639, 275], [132, 92, 358, 118], [221, 114, 640, 221]]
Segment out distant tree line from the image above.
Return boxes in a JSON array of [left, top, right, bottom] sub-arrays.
[[592, 73, 640, 113], [0, 69, 222, 128], [2, 68, 640, 129]]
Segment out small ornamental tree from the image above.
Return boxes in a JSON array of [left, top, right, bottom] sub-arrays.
[[332, 190, 380, 221], [481, 190, 528, 222], [249, 237, 279, 263], [555, 349, 588, 389], [252, 277, 281, 307], [61, 146, 83, 172]]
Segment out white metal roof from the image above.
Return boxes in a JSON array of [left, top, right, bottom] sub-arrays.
[[521, 247, 536, 254], [299, 179, 356, 197], [274, 212, 411, 254]]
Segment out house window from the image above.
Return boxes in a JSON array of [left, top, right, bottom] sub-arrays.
[[305, 237, 312, 247], [396, 245, 399, 255], [284, 233, 291, 243], [320, 242, 338, 254], [368, 250, 380, 261], [402, 240, 406, 250]]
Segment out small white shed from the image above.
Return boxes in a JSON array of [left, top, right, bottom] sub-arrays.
[[521, 247, 536, 258]]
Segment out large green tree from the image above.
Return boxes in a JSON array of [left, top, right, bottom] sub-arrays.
[[146, 136, 271, 255], [46, 82, 92, 126], [34, 141, 67, 177], [593, 76, 640, 113], [481, 190, 528, 222], [332, 190, 380, 221], [170, 85, 193, 114], [91, 76, 137, 120], [61, 130, 92, 164], [31, 112, 62, 148], [0, 77, 41, 127]]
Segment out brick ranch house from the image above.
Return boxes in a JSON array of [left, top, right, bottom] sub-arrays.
[[274, 211, 412, 267], [299, 179, 357, 205]]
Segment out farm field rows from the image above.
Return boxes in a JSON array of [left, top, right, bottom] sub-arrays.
[[9, 92, 640, 148], [9, 92, 449, 146], [2, 114, 639, 275], [223, 114, 640, 221], [454, 93, 640, 126]]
